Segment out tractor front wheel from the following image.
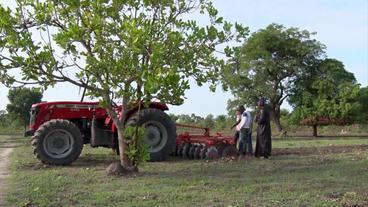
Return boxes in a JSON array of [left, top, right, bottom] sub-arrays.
[[31, 119, 83, 165]]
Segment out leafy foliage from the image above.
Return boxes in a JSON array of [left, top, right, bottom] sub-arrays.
[[124, 126, 149, 167], [353, 87, 368, 124], [222, 23, 325, 131], [6, 87, 43, 128], [0, 110, 9, 127], [170, 113, 235, 132], [0, 0, 247, 168], [289, 58, 360, 135]]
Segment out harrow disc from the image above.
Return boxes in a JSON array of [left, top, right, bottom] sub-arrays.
[[199, 147, 207, 159], [215, 143, 227, 156], [205, 146, 219, 160], [176, 145, 183, 156], [188, 145, 197, 159], [181, 143, 191, 158], [194, 145, 202, 159], [221, 145, 238, 157]]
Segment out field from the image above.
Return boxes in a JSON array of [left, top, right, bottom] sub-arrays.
[[1, 134, 368, 207]]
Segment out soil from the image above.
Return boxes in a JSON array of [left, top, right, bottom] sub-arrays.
[[0, 147, 13, 206], [273, 145, 368, 156]]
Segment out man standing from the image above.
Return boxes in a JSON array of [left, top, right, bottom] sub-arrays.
[[231, 106, 253, 158], [255, 98, 272, 158], [243, 109, 253, 156], [231, 106, 245, 152]]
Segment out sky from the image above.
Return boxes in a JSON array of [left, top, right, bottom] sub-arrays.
[[0, 0, 367, 117]]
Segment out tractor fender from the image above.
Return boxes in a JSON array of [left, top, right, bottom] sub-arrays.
[[110, 102, 169, 133]]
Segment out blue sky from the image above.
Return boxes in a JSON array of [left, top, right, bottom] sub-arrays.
[[0, 0, 367, 116]]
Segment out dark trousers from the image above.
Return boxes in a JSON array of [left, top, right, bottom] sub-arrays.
[[239, 128, 253, 155]]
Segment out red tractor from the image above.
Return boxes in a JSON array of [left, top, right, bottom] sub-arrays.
[[25, 101, 176, 165]]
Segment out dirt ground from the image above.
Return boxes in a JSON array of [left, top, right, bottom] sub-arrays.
[[273, 145, 368, 156], [0, 147, 13, 206]]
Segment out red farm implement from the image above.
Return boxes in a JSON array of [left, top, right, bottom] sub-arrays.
[[173, 124, 238, 160]]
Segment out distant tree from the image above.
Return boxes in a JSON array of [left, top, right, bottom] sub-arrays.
[[352, 86, 368, 124], [222, 24, 325, 132], [203, 114, 215, 128], [289, 58, 359, 137], [190, 113, 204, 126], [176, 114, 194, 125], [0, 110, 8, 127], [215, 115, 227, 130], [169, 114, 179, 123], [6, 87, 43, 130]]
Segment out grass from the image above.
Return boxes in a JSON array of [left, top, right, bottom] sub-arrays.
[[2, 136, 368, 207], [272, 138, 368, 148]]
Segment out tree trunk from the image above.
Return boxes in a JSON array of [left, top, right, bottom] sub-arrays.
[[116, 126, 133, 168], [269, 103, 283, 132], [102, 93, 137, 174], [312, 125, 318, 137]]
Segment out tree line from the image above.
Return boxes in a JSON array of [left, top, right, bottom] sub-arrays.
[[0, 87, 43, 131], [221, 24, 368, 136]]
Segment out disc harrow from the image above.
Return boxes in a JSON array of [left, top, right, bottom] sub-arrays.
[[173, 124, 238, 160]]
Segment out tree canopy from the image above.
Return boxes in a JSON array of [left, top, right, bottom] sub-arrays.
[[6, 87, 43, 129], [0, 0, 248, 171], [222, 23, 325, 132], [289, 58, 360, 136], [354, 87, 368, 124]]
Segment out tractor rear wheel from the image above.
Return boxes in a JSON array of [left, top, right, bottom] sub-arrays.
[[127, 108, 176, 161], [31, 119, 83, 165]]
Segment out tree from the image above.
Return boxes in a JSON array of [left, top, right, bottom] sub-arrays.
[[176, 114, 193, 124], [203, 114, 215, 128], [222, 23, 325, 132], [0, 0, 247, 173], [6, 87, 43, 130], [289, 58, 359, 137], [214, 114, 227, 130], [352, 86, 368, 124], [0, 110, 8, 127], [168, 114, 179, 123], [191, 113, 204, 126]]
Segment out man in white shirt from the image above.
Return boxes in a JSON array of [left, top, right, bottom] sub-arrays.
[[231, 106, 253, 158], [242, 110, 253, 156]]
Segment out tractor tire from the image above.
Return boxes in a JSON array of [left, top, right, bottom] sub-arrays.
[[127, 108, 176, 161], [171, 145, 178, 156], [221, 145, 238, 157], [31, 119, 83, 165]]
